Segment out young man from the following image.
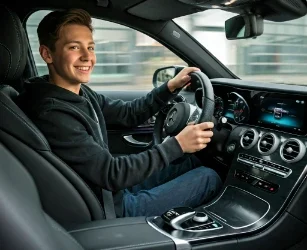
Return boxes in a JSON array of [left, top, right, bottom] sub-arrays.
[[18, 9, 222, 217]]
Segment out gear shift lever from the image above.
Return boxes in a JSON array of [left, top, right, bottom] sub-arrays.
[[161, 207, 196, 230]]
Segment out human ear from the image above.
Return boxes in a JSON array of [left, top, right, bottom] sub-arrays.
[[39, 45, 53, 64]]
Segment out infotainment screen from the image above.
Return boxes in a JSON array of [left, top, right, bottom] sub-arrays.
[[257, 95, 305, 133]]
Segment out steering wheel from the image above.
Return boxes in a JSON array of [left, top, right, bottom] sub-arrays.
[[153, 71, 215, 144]]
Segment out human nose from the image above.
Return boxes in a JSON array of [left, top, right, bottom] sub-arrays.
[[80, 48, 94, 61]]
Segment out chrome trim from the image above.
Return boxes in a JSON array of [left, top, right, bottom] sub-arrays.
[[203, 185, 270, 229], [192, 212, 208, 223], [123, 135, 149, 147], [237, 153, 292, 178], [186, 104, 201, 124], [146, 217, 191, 250], [229, 92, 250, 124], [179, 224, 223, 233], [257, 132, 280, 155], [240, 128, 259, 149], [280, 138, 306, 163], [263, 167, 286, 177], [170, 211, 196, 230]]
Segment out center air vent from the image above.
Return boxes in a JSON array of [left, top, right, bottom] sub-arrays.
[[280, 138, 306, 163], [240, 129, 259, 149], [258, 132, 279, 155]]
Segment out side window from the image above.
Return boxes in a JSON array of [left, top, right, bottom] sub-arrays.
[[26, 10, 187, 91]]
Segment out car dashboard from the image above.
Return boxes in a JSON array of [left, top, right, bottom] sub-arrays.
[[146, 78, 307, 249], [214, 87, 306, 136], [195, 82, 307, 136]]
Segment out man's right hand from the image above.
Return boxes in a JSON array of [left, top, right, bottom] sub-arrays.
[[175, 122, 214, 153]]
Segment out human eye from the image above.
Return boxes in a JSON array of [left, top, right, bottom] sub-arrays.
[[70, 45, 79, 50], [88, 46, 95, 51]]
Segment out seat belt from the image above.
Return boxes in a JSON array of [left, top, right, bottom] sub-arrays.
[[56, 98, 117, 219], [87, 99, 116, 219], [102, 189, 116, 219]]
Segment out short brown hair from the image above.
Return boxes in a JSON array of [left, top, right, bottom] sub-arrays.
[[37, 9, 93, 51]]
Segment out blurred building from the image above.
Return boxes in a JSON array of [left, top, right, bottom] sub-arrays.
[[176, 10, 307, 84], [26, 10, 307, 89]]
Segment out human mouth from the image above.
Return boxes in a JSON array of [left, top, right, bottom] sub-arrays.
[[75, 66, 91, 72]]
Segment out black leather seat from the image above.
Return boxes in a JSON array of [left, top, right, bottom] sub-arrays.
[[0, 4, 105, 227], [0, 143, 85, 250]]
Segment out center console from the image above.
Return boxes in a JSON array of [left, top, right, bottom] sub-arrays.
[[146, 126, 307, 249]]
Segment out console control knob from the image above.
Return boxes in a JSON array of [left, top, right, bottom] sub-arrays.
[[193, 212, 209, 223]]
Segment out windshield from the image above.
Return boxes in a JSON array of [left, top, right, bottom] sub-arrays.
[[175, 10, 307, 85]]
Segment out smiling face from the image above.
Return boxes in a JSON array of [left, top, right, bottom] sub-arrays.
[[40, 24, 96, 93]]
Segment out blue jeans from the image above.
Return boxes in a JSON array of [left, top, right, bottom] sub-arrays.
[[123, 155, 222, 217]]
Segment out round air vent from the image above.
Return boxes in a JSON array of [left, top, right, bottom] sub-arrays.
[[240, 129, 259, 149], [280, 138, 306, 163], [258, 132, 279, 155]]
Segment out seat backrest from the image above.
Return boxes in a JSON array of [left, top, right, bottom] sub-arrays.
[[0, 4, 104, 227], [0, 142, 84, 250]]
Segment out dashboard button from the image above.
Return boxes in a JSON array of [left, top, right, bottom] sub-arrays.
[[263, 167, 287, 177], [227, 143, 236, 153]]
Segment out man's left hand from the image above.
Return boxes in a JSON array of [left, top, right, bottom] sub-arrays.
[[167, 67, 200, 93]]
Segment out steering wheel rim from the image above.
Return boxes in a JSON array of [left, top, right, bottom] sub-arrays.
[[153, 71, 215, 145]]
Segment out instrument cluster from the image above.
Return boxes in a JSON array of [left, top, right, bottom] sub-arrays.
[[218, 92, 250, 124], [194, 86, 307, 135]]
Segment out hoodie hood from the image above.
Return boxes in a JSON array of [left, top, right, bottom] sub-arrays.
[[24, 75, 86, 103]]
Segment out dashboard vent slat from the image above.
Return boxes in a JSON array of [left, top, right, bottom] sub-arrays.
[[240, 129, 259, 149], [280, 139, 306, 163], [258, 133, 279, 155]]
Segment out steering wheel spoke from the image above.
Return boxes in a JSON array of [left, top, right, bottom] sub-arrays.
[[186, 104, 202, 125], [161, 104, 174, 115], [153, 71, 215, 145]]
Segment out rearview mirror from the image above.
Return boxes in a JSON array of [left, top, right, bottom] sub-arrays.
[[152, 65, 186, 88], [225, 14, 263, 40]]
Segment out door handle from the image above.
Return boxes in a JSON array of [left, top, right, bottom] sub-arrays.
[[123, 135, 150, 147]]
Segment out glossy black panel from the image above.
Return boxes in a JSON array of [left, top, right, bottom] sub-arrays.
[[205, 186, 269, 229]]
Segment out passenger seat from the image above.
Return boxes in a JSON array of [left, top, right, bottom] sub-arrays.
[[0, 142, 84, 250]]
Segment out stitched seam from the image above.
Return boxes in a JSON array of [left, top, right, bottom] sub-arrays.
[[49, 219, 83, 249], [0, 96, 50, 149], [68, 221, 145, 233], [0, 43, 12, 82], [5, 6, 22, 78], [97, 241, 171, 250]]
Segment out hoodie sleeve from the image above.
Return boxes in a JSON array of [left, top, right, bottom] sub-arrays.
[[99, 82, 178, 127], [34, 109, 184, 191]]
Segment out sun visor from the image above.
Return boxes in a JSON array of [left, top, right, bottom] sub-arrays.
[[126, 0, 206, 21], [178, 0, 307, 22], [127, 0, 307, 22], [264, 0, 307, 22]]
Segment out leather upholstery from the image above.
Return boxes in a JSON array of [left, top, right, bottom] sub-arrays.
[[0, 87, 50, 151], [0, 6, 104, 226], [0, 143, 84, 250], [0, 5, 27, 84]]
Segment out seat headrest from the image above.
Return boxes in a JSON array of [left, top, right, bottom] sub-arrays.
[[0, 86, 50, 151], [0, 5, 28, 84]]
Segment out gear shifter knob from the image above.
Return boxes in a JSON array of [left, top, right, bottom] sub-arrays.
[[161, 207, 196, 230]]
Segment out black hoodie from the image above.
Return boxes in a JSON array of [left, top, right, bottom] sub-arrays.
[[17, 75, 184, 214]]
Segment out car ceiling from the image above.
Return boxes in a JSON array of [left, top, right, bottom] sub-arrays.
[[6, 0, 307, 23]]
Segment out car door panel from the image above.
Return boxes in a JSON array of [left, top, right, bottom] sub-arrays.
[[96, 90, 155, 156]]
